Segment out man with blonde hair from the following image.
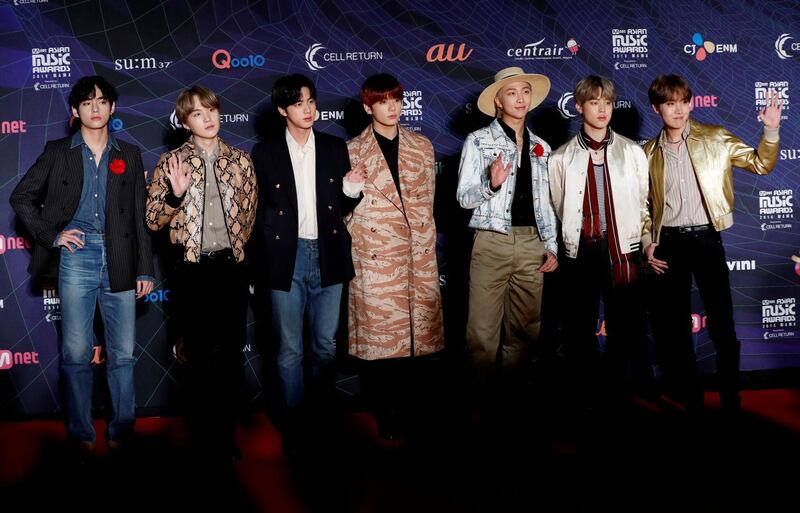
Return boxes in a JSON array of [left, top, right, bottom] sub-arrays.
[[549, 75, 650, 409]]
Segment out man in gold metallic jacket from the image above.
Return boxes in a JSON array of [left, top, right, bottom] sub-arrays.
[[642, 74, 782, 414]]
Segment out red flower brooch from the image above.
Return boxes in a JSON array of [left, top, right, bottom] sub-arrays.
[[109, 159, 126, 174], [533, 143, 545, 157]]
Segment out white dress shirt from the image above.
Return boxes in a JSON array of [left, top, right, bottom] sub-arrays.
[[286, 128, 318, 239]]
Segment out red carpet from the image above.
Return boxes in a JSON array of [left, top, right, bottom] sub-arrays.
[[1, 389, 799, 512]]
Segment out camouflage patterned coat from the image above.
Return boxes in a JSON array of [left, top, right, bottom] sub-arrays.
[[345, 125, 444, 360]]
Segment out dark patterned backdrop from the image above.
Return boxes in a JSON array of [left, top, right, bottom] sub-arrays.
[[1, 0, 798, 418]]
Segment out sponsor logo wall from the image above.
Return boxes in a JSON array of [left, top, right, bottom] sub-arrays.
[[1, 0, 799, 417]]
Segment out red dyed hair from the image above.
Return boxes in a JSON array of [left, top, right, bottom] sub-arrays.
[[360, 73, 404, 107]]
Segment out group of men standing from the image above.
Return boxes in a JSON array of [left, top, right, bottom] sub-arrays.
[[9, 66, 782, 463], [459, 68, 781, 421]]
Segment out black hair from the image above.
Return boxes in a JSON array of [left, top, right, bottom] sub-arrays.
[[271, 74, 316, 110], [68, 75, 118, 110]]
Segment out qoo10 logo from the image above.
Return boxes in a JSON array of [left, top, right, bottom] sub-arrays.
[[212, 49, 265, 70], [143, 290, 170, 303]]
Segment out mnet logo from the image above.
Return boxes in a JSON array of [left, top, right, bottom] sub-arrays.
[[1, 120, 27, 134], [0, 350, 40, 370], [212, 49, 265, 70], [0, 234, 32, 255], [507, 37, 578, 61], [426, 43, 473, 63], [691, 313, 707, 334], [762, 298, 796, 328], [114, 56, 172, 71], [684, 33, 737, 61], [727, 260, 756, 271], [775, 34, 800, 59], [692, 95, 718, 108]]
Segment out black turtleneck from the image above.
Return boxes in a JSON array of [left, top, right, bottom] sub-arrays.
[[374, 129, 401, 201]]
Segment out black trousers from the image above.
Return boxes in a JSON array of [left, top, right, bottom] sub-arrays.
[[559, 238, 649, 404], [650, 227, 740, 410], [173, 250, 248, 451]]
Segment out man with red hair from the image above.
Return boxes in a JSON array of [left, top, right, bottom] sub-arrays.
[[343, 73, 444, 439]]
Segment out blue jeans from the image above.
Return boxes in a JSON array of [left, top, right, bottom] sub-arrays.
[[59, 233, 136, 442], [272, 239, 342, 411]]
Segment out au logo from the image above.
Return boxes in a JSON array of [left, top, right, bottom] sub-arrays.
[[426, 43, 473, 63]]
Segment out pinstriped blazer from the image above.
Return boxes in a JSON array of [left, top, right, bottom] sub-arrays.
[[10, 135, 154, 292]]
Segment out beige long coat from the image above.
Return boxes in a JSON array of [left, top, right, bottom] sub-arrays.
[[346, 125, 444, 360]]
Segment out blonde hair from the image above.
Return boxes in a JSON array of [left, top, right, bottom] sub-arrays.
[[574, 76, 615, 105]]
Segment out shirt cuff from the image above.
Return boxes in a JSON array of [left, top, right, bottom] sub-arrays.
[[763, 126, 780, 143], [136, 275, 155, 283], [343, 179, 365, 198]]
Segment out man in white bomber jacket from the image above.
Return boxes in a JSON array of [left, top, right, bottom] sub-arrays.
[[548, 76, 650, 409]]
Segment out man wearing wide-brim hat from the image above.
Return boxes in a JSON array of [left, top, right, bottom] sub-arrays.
[[457, 66, 559, 409]]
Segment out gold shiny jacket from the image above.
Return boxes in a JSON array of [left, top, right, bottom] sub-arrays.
[[146, 138, 258, 263], [642, 119, 778, 246]]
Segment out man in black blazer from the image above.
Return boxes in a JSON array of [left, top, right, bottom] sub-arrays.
[[252, 74, 362, 435], [10, 76, 153, 458]]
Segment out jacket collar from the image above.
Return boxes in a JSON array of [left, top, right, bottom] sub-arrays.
[[657, 119, 692, 148], [488, 118, 541, 147], [70, 130, 121, 151], [180, 136, 232, 159], [575, 128, 615, 150]]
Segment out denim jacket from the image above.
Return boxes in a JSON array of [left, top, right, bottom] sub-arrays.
[[457, 119, 558, 254]]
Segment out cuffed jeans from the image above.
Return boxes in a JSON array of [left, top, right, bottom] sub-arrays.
[[271, 239, 342, 411], [59, 233, 136, 443]]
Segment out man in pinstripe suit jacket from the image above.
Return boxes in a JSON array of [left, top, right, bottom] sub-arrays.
[[10, 76, 154, 459]]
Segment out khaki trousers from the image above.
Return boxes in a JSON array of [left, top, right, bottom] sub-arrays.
[[466, 227, 546, 383]]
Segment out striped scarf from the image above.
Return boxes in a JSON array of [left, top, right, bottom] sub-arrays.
[[580, 129, 637, 286]]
